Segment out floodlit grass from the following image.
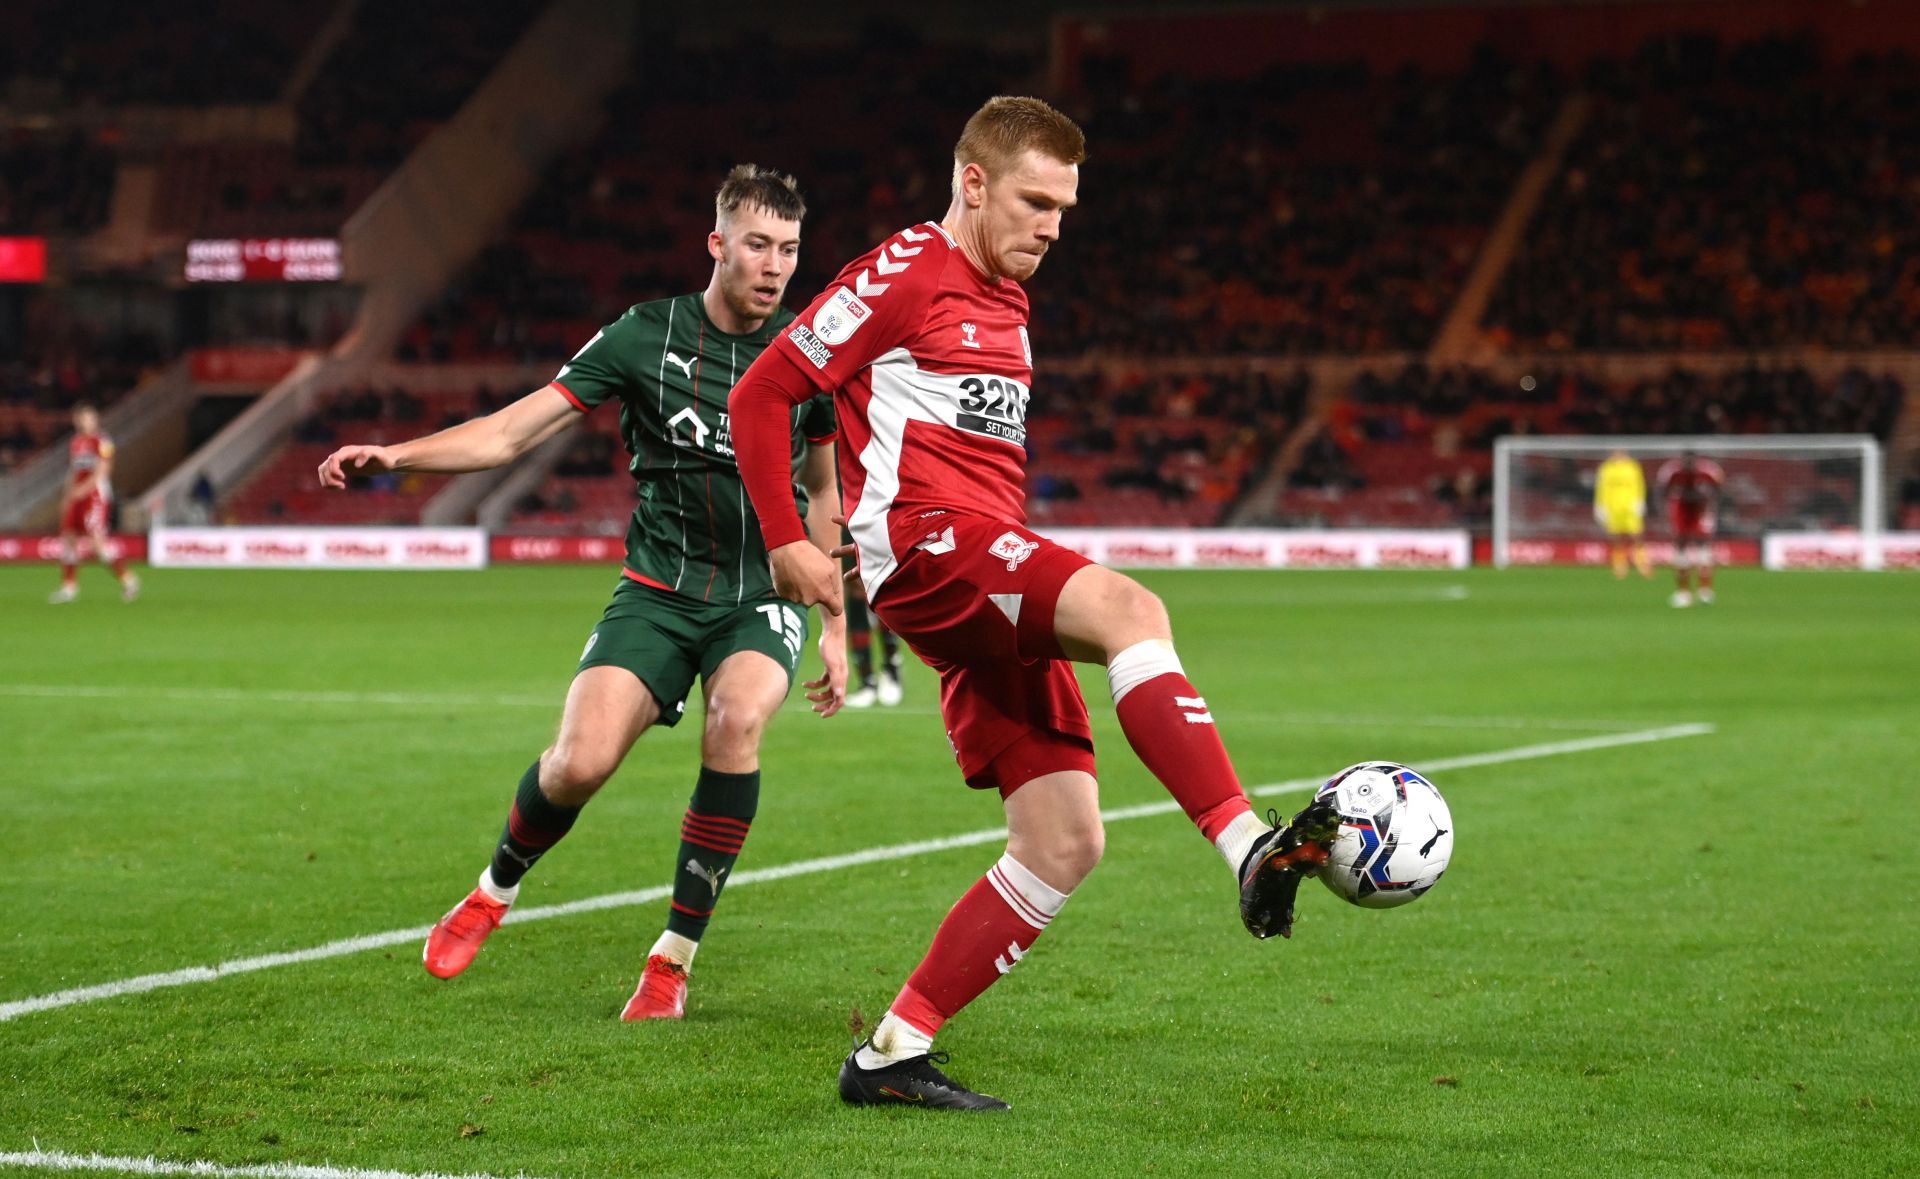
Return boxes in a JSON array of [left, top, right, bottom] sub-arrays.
[[3, 564, 1916, 1177]]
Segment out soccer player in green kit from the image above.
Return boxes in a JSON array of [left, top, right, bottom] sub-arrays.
[[317, 165, 846, 1020]]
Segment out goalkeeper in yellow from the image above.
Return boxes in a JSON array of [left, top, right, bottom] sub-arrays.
[[1594, 449, 1652, 579]]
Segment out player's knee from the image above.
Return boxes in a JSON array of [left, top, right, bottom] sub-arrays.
[[1069, 823, 1106, 880], [1071, 571, 1171, 658], [702, 695, 771, 762], [540, 742, 619, 803], [1100, 580, 1171, 659], [1024, 821, 1104, 890]]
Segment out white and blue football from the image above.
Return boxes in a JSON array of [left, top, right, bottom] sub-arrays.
[[1313, 762, 1453, 909]]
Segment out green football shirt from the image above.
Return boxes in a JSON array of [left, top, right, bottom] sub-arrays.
[[552, 293, 835, 604]]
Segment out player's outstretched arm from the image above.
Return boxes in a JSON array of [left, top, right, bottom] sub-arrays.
[[317, 384, 578, 488], [799, 443, 848, 716]]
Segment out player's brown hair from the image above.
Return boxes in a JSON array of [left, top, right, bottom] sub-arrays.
[[715, 164, 806, 225], [953, 96, 1086, 183]]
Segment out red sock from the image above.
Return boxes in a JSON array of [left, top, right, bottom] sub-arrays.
[[1108, 641, 1251, 840], [110, 556, 128, 578], [889, 854, 1067, 1037], [59, 562, 76, 586]]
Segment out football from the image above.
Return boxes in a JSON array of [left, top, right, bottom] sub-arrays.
[[1313, 762, 1453, 908]]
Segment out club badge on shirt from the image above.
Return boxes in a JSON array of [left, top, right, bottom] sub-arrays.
[[813, 286, 871, 346]]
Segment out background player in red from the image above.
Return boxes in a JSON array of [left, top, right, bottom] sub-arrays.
[[49, 402, 139, 604], [1656, 449, 1725, 607], [728, 97, 1341, 1110]]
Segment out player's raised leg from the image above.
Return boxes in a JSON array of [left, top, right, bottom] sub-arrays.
[[1052, 563, 1337, 939], [842, 765, 1101, 1110], [624, 649, 788, 1020], [424, 666, 659, 979]]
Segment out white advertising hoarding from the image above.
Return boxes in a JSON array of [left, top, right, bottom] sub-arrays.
[[150, 527, 488, 570], [1762, 532, 1920, 571], [1040, 529, 1470, 570]]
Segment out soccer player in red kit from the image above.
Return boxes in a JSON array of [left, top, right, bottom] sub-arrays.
[[1656, 450, 1725, 608], [728, 96, 1340, 1110], [49, 402, 139, 604]]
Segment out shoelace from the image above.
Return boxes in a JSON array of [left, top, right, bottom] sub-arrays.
[[641, 959, 686, 1002], [903, 1051, 957, 1088], [444, 898, 502, 940]]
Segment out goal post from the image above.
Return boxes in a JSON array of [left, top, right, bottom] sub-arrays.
[[1491, 435, 1884, 568]]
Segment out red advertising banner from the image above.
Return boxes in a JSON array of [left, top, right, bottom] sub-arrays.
[[0, 237, 48, 283], [189, 348, 310, 384], [0, 534, 148, 562], [490, 535, 628, 563]]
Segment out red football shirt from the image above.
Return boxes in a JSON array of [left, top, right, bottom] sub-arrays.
[[1655, 457, 1724, 535], [68, 432, 114, 497], [762, 221, 1036, 597]]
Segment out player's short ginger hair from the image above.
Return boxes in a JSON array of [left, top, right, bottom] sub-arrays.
[[715, 164, 806, 227], [953, 96, 1086, 191]]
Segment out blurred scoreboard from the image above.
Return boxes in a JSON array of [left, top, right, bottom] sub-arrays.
[[185, 237, 342, 283]]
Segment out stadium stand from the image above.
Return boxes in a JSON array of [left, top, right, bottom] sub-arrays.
[[0, 1, 319, 106], [1047, 48, 1561, 355], [216, 385, 500, 525], [1488, 33, 1920, 350], [296, 0, 549, 166], [152, 145, 382, 238], [408, 35, 1559, 363], [0, 287, 165, 472], [400, 31, 1041, 363], [0, 127, 119, 235]]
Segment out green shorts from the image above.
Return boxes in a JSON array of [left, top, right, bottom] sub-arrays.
[[576, 575, 809, 727]]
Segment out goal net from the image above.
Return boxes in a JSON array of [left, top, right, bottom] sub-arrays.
[[1491, 435, 1885, 567]]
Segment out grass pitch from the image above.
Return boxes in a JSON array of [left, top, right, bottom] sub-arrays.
[[3, 564, 1916, 1177]]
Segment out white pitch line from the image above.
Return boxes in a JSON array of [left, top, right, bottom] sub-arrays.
[[0, 1148, 545, 1179], [0, 724, 1712, 1025], [789, 706, 1658, 733], [0, 683, 1657, 734]]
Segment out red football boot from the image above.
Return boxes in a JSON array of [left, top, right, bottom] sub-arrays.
[[620, 955, 689, 1020], [422, 888, 509, 979]]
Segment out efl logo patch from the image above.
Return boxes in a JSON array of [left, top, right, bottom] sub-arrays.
[[787, 322, 833, 370], [812, 286, 870, 345], [989, 531, 1039, 571]]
